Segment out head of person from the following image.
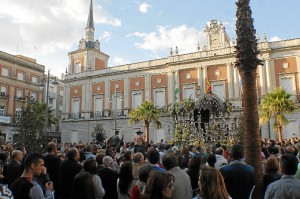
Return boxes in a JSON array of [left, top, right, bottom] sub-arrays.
[[122, 151, 133, 162], [118, 161, 133, 195], [115, 130, 120, 135], [280, 153, 298, 175], [188, 155, 203, 171], [24, 152, 45, 177], [284, 146, 296, 156], [133, 152, 144, 165], [147, 148, 160, 164], [264, 157, 279, 173], [198, 166, 230, 199], [139, 164, 153, 183], [70, 172, 96, 199], [66, 147, 80, 161], [46, 142, 57, 154], [162, 152, 178, 170], [206, 154, 217, 168], [83, 158, 97, 174], [96, 153, 105, 166], [86, 144, 94, 153], [229, 144, 244, 161], [103, 156, 113, 168], [144, 171, 175, 199], [11, 150, 23, 163], [215, 147, 224, 156]]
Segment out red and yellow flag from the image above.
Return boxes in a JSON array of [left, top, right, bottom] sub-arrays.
[[206, 78, 211, 94]]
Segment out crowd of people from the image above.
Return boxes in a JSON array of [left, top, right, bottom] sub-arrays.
[[0, 132, 299, 199]]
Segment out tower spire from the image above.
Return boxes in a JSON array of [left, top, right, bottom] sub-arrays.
[[85, 0, 95, 43], [86, 0, 94, 29]]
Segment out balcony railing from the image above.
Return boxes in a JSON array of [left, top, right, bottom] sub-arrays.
[[14, 96, 24, 101], [70, 112, 81, 119], [0, 92, 8, 98], [91, 111, 103, 118]]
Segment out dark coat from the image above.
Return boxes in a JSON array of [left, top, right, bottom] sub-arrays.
[[97, 167, 119, 199], [58, 158, 82, 198], [43, 153, 61, 193], [220, 160, 255, 199], [5, 159, 23, 188]]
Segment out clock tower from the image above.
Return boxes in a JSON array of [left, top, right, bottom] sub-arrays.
[[204, 20, 230, 50]]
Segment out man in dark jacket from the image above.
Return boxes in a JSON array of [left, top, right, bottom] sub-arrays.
[[58, 147, 82, 199], [43, 142, 61, 198], [97, 156, 118, 199], [5, 150, 23, 188], [220, 144, 255, 199]]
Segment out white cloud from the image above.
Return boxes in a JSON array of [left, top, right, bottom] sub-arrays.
[[139, 3, 151, 13], [127, 25, 205, 54], [99, 31, 111, 42], [0, 0, 121, 76], [113, 56, 130, 65], [270, 36, 281, 42]]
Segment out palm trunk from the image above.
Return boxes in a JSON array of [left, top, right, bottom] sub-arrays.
[[241, 70, 263, 198], [278, 126, 283, 142], [145, 121, 149, 143]]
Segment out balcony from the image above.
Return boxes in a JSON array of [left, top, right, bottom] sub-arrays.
[[91, 111, 103, 118], [0, 113, 11, 124], [70, 112, 81, 120], [14, 96, 24, 101], [0, 92, 8, 99]]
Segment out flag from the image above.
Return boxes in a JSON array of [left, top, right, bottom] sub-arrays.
[[206, 78, 211, 94], [175, 80, 180, 101]]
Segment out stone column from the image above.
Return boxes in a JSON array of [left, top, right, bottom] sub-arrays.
[[197, 67, 203, 88], [259, 63, 266, 96], [202, 66, 207, 91], [296, 55, 300, 96], [233, 67, 241, 107], [174, 70, 180, 103], [104, 80, 110, 117], [145, 75, 151, 101], [168, 71, 175, 105], [226, 63, 234, 100], [265, 58, 272, 93]]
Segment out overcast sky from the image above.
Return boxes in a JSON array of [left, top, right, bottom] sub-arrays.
[[0, 0, 299, 77]]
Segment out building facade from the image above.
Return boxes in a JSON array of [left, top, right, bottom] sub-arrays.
[[0, 51, 45, 141], [61, 1, 300, 143]]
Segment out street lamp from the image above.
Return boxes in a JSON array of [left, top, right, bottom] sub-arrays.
[[39, 69, 59, 140], [108, 85, 124, 131]]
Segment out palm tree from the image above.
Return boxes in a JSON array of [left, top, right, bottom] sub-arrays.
[[235, 0, 263, 197], [259, 88, 298, 142], [129, 101, 162, 143]]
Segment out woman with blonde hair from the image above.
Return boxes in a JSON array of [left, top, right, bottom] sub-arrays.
[[263, 157, 280, 192], [194, 166, 231, 199]]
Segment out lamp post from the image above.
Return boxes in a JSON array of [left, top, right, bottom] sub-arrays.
[[108, 85, 124, 132], [39, 69, 59, 141]]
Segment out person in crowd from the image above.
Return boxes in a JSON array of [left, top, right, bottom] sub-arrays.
[[194, 166, 231, 199], [97, 156, 119, 199], [96, 153, 106, 171], [70, 172, 96, 199], [220, 144, 255, 199], [43, 142, 61, 197], [11, 152, 53, 199], [5, 150, 23, 188], [130, 164, 153, 199], [162, 152, 193, 199], [132, 152, 145, 181], [142, 171, 175, 199], [263, 157, 281, 193], [189, 145, 196, 158], [285, 146, 297, 156], [187, 155, 203, 197], [58, 147, 82, 199], [118, 161, 134, 199], [106, 149, 120, 173], [147, 148, 165, 172], [85, 144, 96, 159], [83, 158, 105, 199], [265, 154, 300, 198], [206, 154, 216, 168], [214, 147, 228, 170]]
